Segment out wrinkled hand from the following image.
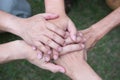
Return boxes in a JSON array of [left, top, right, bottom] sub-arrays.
[[15, 13, 66, 54], [48, 15, 86, 60], [14, 40, 65, 73], [54, 27, 102, 79], [49, 15, 78, 41]]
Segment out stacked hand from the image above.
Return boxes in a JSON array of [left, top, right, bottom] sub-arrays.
[[27, 14, 86, 72], [0, 12, 86, 73]]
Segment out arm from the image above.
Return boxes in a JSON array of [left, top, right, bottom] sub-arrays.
[[55, 7, 120, 80], [0, 11, 66, 55], [0, 40, 65, 73], [0, 41, 26, 63], [0, 11, 19, 33], [45, 1, 101, 79], [56, 51, 102, 80], [81, 7, 120, 50], [45, 0, 77, 41], [45, 0, 66, 17]]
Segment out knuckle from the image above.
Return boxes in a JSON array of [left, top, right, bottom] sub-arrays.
[[52, 25, 57, 30], [52, 33, 64, 45], [60, 30, 65, 36], [46, 39, 52, 45], [52, 33, 57, 39], [40, 46, 48, 53]]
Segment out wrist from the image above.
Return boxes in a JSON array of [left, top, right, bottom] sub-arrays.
[[70, 61, 102, 80], [0, 11, 22, 35], [45, 0, 66, 17], [0, 40, 26, 63], [9, 40, 27, 60], [6, 17, 23, 36]]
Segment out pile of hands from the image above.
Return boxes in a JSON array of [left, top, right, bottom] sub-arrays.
[[12, 13, 87, 73]]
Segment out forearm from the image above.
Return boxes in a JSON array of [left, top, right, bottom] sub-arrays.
[[91, 7, 120, 40], [45, 0, 66, 16], [0, 11, 20, 34], [0, 41, 25, 63], [56, 51, 102, 80]]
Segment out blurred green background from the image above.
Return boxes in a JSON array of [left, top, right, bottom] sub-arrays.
[[0, 0, 120, 80]]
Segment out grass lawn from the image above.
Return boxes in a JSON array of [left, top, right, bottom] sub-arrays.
[[0, 0, 120, 80]]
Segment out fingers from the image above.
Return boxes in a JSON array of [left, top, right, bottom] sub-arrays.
[[78, 31, 86, 42], [40, 13, 59, 20], [46, 23, 65, 37], [34, 42, 49, 54], [36, 51, 65, 73], [44, 54, 51, 62], [68, 20, 77, 41], [42, 62, 65, 73], [60, 44, 85, 55], [45, 30, 65, 45], [65, 36, 82, 45], [53, 49, 59, 60], [39, 35, 62, 52], [65, 33, 85, 45], [29, 52, 65, 73], [37, 51, 43, 59]]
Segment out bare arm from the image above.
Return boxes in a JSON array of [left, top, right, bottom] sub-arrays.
[[0, 11, 67, 55], [44, 1, 101, 79], [45, 0, 66, 17], [0, 41, 26, 63], [81, 7, 120, 50], [56, 51, 102, 80], [55, 7, 120, 80], [0, 40, 65, 73], [45, 0, 78, 41], [0, 11, 19, 33]]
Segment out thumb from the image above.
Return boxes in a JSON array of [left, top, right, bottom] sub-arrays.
[[40, 13, 59, 20], [42, 63, 65, 73], [68, 20, 77, 41]]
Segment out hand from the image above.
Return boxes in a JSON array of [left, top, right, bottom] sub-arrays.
[[53, 27, 102, 80], [14, 13, 66, 54], [49, 15, 78, 41], [48, 15, 86, 59], [79, 27, 99, 50], [12, 40, 65, 73], [51, 31, 86, 59]]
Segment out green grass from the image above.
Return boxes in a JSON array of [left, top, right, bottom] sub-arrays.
[[0, 0, 120, 80]]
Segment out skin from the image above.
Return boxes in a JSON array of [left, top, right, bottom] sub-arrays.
[[0, 0, 85, 70], [55, 7, 120, 80], [0, 10, 85, 61], [0, 11, 66, 55], [45, 0, 78, 41], [45, 0, 85, 60], [1, 9, 119, 79], [0, 40, 65, 73], [0, 39, 85, 73], [1, 1, 120, 79], [45, 0, 120, 79]]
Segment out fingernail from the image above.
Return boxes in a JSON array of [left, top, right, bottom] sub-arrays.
[[60, 69, 65, 73], [83, 38, 86, 42], [32, 46, 36, 50], [45, 57, 50, 62], [58, 47, 62, 52], [54, 55, 58, 60], [48, 51, 51, 54], [79, 33, 83, 36], [72, 35, 77, 41], [37, 53, 42, 59], [81, 44, 85, 48]]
